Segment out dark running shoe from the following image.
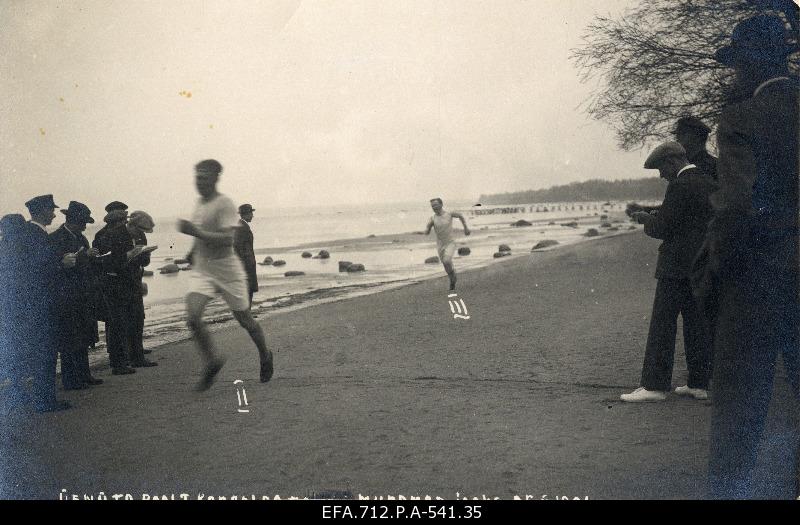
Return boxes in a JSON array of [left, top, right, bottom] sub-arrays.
[[196, 358, 225, 392], [260, 351, 274, 383]]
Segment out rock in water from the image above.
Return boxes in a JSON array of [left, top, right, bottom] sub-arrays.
[[284, 271, 305, 277], [346, 263, 366, 272], [493, 252, 511, 258], [458, 247, 471, 256], [301, 252, 312, 258], [142, 270, 154, 277], [601, 222, 612, 228], [338, 261, 353, 272], [561, 221, 578, 228], [586, 228, 601, 237], [259, 256, 274, 266], [159, 263, 180, 274], [628, 225, 637, 230], [318, 250, 330, 259], [498, 244, 511, 252], [272, 260, 286, 267], [512, 219, 532, 227], [174, 258, 189, 265], [425, 256, 440, 264], [531, 240, 559, 250], [608, 227, 620, 231], [600, 215, 608, 220]]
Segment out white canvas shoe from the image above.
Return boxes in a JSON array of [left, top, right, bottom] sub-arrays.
[[620, 386, 667, 402], [674, 385, 708, 400]]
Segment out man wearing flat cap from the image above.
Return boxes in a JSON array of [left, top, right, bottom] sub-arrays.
[[92, 201, 145, 375], [49, 201, 103, 390], [125, 211, 157, 368], [620, 142, 717, 404], [697, 13, 799, 499], [18, 194, 76, 411], [233, 203, 258, 306]]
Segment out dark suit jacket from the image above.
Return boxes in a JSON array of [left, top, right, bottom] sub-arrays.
[[93, 220, 136, 305], [689, 149, 717, 181], [707, 77, 799, 275], [49, 224, 99, 347], [233, 219, 258, 293], [643, 167, 717, 279]]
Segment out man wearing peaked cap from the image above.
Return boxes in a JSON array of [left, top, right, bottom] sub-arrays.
[[700, 13, 799, 499], [104, 201, 128, 213], [50, 201, 103, 390], [234, 204, 258, 305], [674, 116, 717, 181], [620, 141, 717, 405], [18, 194, 76, 411]]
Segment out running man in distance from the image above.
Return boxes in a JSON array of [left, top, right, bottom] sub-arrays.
[[425, 198, 470, 291], [177, 159, 274, 391]]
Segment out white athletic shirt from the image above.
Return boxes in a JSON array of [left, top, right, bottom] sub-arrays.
[[190, 193, 240, 272], [432, 211, 455, 248]]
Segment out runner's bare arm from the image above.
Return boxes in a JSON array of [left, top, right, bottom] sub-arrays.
[[424, 218, 434, 235], [451, 212, 471, 235], [177, 220, 235, 247]]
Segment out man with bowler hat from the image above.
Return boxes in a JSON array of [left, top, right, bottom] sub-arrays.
[[49, 201, 103, 389], [620, 142, 716, 403], [19, 194, 75, 411], [126, 211, 158, 367], [696, 14, 799, 499], [233, 203, 258, 306]]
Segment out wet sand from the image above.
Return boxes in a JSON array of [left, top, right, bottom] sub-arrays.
[[1, 231, 796, 500]]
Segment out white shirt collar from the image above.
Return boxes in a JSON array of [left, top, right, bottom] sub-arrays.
[[753, 77, 791, 98], [677, 164, 696, 178], [239, 218, 250, 229], [31, 220, 47, 232]]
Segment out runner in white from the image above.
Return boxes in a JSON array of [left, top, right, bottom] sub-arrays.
[[177, 159, 274, 391], [425, 198, 470, 291]]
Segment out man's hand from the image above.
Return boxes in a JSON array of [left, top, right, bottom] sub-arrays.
[[177, 219, 200, 237], [87, 247, 100, 258], [61, 253, 77, 268], [626, 203, 644, 217], [631, 211, 651, 224]]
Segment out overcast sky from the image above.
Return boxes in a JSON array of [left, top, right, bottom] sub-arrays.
[[1, 0, 647, 216]]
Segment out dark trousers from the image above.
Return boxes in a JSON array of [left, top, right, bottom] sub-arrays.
[[58, 309, 92, 388], [640, 277, 712, 391], [708, 257, 799, 499], [127, 294, 146, 365], [106, 308, 132, 370]]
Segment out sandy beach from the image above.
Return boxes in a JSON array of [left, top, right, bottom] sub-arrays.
[[1, 231, 796, 500]]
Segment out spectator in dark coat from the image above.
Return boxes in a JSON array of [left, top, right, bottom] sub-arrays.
[[620, 142, 717, 403], [697, 14, 799, 499], [125, 211, 157, 368], [18, 195, 75, 411], [93, 201, 137, 375], [233, 203, 258, 306], [49, 201, 103, 389], [0, 213, 30, 406]]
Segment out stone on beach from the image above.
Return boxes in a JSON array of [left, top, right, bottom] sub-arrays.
[[493, 252, 511, 258], [272, 260, 286, 267], [458, 247, 471, 256], [608, 227, 620, 231], [601, 222, 612, 228], [628, 225, 637, 230], [285, 271, 305, 277], [302, 252, 312, 258], [425, 256, 440, 264], [532, 240, 559, 251], [142, 270, 154, 277], [339, 261, 353, 272], [498, 244, 511, 252], [346, 263, 366, 272], [512, 219, 533, 227], [159, 263, 180, 274], [174, 258, 190, 265], [585, 228, 601, 237], [317, 250, 331, 259], [600, 215, 608, 220], [259, 256, 274, 266]]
